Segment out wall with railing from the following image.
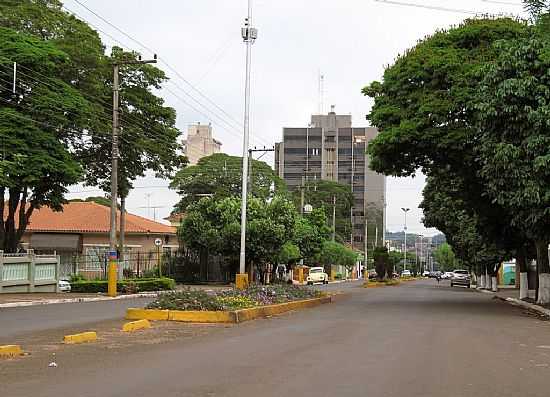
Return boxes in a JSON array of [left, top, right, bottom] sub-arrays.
[[0, 250, 60, 293]]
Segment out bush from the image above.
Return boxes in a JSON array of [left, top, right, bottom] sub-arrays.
[[69, 274, 86, 283], [147, 289, 223, 311], [70, 277, 175, 293], [334, 273, 342, 280], [146, 283, 323, 311]]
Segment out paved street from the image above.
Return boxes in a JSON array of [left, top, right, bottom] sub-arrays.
[[2, 280, 550, 397], [0, 297, 154, 340]]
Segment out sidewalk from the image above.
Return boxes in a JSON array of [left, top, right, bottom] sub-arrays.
[[0, 284, 230, 309], [476, 286, 550, 318]]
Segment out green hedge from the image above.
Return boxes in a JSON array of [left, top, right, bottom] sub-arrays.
[[70, 278, 175, 293]]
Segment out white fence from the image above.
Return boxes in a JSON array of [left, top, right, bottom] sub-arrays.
[[0, 250, 60, 293]]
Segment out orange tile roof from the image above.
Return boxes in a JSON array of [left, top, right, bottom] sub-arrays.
[[6, 202, 176, 235]]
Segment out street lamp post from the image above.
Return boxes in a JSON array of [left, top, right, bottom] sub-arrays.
[[401, 208, 410, 271], [237, 0, 258, 290]]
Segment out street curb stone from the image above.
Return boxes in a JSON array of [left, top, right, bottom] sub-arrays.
[[475, 288, 550, 318], [0, 292, 159, 309]]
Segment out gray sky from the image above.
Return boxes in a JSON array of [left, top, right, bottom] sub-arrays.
[[63, 0, 525, 236]]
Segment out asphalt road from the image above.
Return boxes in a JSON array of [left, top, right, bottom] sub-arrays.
[[3, 280, 550, 397], [0, 297, 154, 340]]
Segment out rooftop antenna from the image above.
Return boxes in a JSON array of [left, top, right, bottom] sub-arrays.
[[318, 71, 324, 114]]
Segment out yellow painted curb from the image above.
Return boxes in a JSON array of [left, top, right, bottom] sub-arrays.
[[126, 295, 337, 324], [122, 319, 151, 332], [63, 331, 97, 344], [0, 345, 23, 358], [126, 308, 169, 321], [169, 310, 236, 323]]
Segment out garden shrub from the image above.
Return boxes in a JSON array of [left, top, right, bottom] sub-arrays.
[[70, 277, 175, 293]]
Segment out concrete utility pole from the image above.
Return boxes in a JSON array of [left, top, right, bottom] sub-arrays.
[[247, 146, 275, 195], [332, 195, 336, 241], [300, 175, 305, 215], [401, 207, 410, 272], [108, 55, 156, 297], [237, 0, 258, 288]]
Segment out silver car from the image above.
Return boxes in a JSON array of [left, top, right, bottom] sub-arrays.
[[450, 270, 471, 288]]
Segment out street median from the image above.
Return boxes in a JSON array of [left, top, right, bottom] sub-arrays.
[[126, 295, 338, 324]]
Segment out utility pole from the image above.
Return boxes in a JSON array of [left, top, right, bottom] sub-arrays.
[[300, 175, 305, 215], [108, 55, 157, 297], [332, 195, 336, 241], [248, 146, 275, 195], [237, 0, 258, 289], [401, 207, 410, 272]]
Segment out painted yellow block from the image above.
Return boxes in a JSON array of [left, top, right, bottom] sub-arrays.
[[168, 310, 235, 323], [122, 319, 151, 332], [63, 331, 97, 344], [126, 308, 169, 321], [0, 345, 23, 358], [234, 296, 331, 323], [235, 273, 249, 290]]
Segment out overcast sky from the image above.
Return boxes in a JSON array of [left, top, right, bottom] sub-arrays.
[[63, 0, 525, 236]]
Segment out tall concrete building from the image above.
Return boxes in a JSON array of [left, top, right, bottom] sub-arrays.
[[275, 109, 386, 253], [182, 122, 222, 165]]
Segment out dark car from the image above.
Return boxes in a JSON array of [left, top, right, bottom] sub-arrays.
[[450, 270, 471, 287]]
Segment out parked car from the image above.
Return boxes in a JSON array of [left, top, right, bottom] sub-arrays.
[[441, 272, 454, 279], [306, 267, 329, 285], [58, 279, 71, 292], [450, 269, 471, 287], [368, 270, 378, 280], [401, 269, 412, 277], [422, 271, 430, 277]]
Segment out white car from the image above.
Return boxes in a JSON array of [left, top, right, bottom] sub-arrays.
[[306, 267, 329, 285], [441, 272, 454, 279], [422, 271, 430, 277], [401, 269, 412, 277], [58, 279, 71, 292]]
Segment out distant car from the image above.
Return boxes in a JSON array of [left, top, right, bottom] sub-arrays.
[[441, 272, 454, 280], [368, 270, 378, 280], [422, 271, 430, 277], [58, 279, 71, 292], [306, 267, 329, 285], [450, 269, 471, 288], [401, 269, 412, 277]]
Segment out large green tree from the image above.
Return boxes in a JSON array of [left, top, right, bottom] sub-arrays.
[[0, 27, 86, 251], [179, 195, 297, 280], [171, 153, 285, 213], [432, 243, 457, 272], [363, 18, 528, 289], [294, 180, 353, 243], [0, 1, 183, 254], [475, 26, 550, 302]]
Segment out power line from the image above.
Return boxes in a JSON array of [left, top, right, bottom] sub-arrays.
[[373, 0, 517, 16], [66, 1, 272, 148]]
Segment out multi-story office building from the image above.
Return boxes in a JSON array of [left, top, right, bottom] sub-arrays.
[[182, 122, 222, 165], [275, 109, 386, 252]]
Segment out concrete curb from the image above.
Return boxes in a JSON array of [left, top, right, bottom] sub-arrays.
[[126, 294, 341, 324], [63, 331, 97, 344], [122, 319, 151, 332], [0, 345, 23, 359], [475, 288, 550, 318], [0, 292, 160, 309]]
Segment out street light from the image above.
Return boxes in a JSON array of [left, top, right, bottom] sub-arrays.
[[401, 208, 410, 271], [237, 0, 258, 289]]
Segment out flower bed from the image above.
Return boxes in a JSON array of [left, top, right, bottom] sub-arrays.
[[146, 284, 323, 312]]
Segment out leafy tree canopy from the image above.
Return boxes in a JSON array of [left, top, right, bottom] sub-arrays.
[[294, 180, 353, 243], [171, 153, 285, 213], [0, 27, 85, 251]]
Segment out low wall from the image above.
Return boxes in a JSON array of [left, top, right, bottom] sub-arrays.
[[0, 250, 60, 293]]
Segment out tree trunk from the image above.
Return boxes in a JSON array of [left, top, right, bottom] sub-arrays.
[[516, 252, 529, 300], [119, 196, 126, 279], [535, 240, 550, 305]]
